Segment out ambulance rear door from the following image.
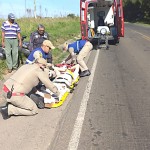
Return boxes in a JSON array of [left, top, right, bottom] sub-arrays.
[[116, 0, 124, 37], [80, 0, 97, 39]]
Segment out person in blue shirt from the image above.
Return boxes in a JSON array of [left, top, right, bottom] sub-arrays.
[[26, 40, 55, 64], [62, 39, 93, 77]]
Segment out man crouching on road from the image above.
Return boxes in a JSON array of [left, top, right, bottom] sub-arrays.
[[62, 39, 93, 77], [0, 58, 60, 120]]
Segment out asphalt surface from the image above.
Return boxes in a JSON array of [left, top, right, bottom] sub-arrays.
[[0, 23, 150, 150], [49, 23, 150, 150]]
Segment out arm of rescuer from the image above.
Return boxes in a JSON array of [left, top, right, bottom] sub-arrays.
[[45, 32, 52, 64], [46, 52, 53, 64], [64, 47, 76, 64], [17, 32, 22, 48], [37, 68, 60, 96], [33, 51, 52, 68]]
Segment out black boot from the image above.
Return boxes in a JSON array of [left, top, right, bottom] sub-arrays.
[[79, 70, 91, 77], [0, 104, 10, 120]]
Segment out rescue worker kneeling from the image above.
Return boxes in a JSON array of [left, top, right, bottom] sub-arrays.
[[0, 58, 60, 120]]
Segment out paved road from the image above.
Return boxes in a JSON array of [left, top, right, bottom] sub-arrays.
[[49, 23, 150, 150], [0, 23, 150, 150]]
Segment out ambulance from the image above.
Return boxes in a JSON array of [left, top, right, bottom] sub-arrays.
[[80, 0, 124, 48]]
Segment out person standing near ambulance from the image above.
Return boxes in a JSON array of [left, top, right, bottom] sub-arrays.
[[1, 13, 22, 73], [62, 39, 93, 77], [0, 58, 60, 120]]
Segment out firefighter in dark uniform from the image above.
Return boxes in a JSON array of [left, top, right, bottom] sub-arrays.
[[0, 58, 60, 120], [29, 24, 53, 63]]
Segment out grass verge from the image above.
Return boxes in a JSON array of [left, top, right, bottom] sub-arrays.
[[0, 17, 80, 80]]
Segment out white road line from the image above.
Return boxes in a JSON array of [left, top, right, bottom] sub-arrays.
[[67, 50, 100, 150]]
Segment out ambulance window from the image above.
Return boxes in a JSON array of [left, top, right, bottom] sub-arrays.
[[97, 11, 105, 17], [88, 3, 94, 7]]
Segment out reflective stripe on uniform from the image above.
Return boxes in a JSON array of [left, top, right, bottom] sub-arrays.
[[76, 41, 79, 52], [26, 59, 34, 64]]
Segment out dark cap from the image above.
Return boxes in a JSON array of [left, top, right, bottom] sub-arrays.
[[8, 13, 15, 20]]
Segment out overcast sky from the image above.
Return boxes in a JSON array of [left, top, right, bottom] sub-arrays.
[[0, 0, 80, 18]]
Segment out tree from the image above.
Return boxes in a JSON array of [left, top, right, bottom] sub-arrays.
[[123, 0, 150, 23], [67, 13, 76, 18]]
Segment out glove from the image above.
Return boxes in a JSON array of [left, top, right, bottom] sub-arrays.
[[71, 59, 76, 64], [47, 63, 55, 69]]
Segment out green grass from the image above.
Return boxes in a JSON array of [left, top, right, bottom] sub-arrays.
[[0, 60, 7, 79], [0, 17, 80, 80]]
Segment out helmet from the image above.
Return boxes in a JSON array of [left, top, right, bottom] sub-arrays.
[[49, 70, 56, 78], [8, 13, 15, 20]]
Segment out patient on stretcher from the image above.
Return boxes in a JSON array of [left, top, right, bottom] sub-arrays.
[[30, 64, 80, 108]]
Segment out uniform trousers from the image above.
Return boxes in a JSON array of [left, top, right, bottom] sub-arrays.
[[3, 91, 38, 116], [4, 38, 18, 70], [77, 41, 93, 71]]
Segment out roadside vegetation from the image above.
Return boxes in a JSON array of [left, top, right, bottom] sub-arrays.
[[0, 16, 80, 79], [123, 0, 150, 24]]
